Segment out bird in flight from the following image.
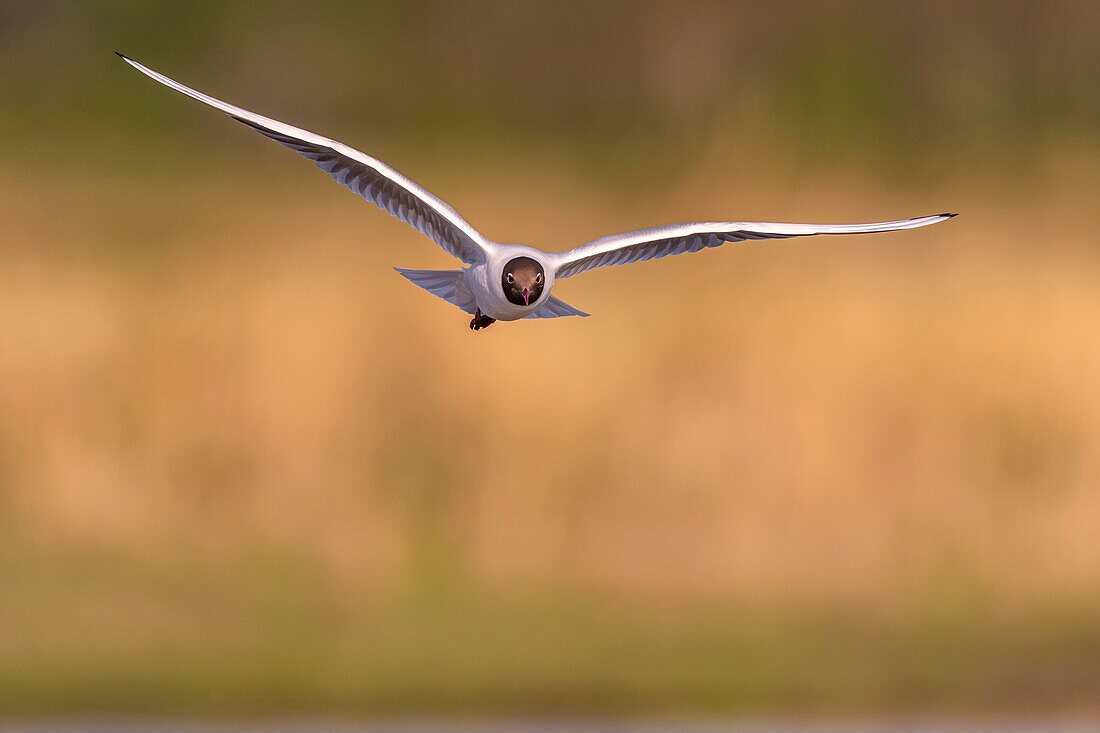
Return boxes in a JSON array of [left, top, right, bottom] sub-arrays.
[[119, 54, 955, 331]]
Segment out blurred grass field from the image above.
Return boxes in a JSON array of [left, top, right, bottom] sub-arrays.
[[2, 0, 1100, 718]]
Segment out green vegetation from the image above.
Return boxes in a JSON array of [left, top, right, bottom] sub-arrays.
[[3, 535, 1098, 715]]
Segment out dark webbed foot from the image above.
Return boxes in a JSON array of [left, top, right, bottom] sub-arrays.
[[469, 309, 496, 331]]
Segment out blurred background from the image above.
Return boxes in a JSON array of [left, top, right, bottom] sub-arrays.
[[1, 0, 1100, 721]]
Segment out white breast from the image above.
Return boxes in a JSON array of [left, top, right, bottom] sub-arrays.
[[463, 246, 555, 321]]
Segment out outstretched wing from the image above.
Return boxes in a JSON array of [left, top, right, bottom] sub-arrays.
[[118, 54, 494, 265], [552, 214, 954, 279]]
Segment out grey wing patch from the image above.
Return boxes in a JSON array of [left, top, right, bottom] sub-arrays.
[[555, 230, 793, 279], [117, 54, 493, 264], [235, 118, 485, 264], [395, 268, 478, 314], [524, 295, 590, 319], [554, 215, 954, 280]]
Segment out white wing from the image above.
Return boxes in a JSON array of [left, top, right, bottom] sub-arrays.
[[552, 214, 955, 279], [118, 54, 494, 265]]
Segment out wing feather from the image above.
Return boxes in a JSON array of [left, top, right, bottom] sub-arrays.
[[552, 214, 954, 279], [118, 53, 493, 265]]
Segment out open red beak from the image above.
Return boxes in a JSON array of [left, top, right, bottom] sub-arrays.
[[522, 288, 530, 305]]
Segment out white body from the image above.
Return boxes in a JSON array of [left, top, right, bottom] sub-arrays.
[[119, 54, 955, 325]]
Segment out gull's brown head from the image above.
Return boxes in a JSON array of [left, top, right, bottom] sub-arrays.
[[501, 256, 545, 307]]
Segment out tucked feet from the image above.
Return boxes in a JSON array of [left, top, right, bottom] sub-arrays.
[[469, 309, 496, 331]]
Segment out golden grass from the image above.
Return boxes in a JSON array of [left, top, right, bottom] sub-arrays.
[[1, 146, 1099, 712]]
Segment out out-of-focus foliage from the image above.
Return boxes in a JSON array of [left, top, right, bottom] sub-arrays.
[[5, 1, 1100, 173]]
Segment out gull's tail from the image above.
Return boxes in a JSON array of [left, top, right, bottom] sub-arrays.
[[395, 268, 589, 319]]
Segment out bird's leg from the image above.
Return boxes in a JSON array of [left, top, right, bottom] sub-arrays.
[[469, 309, 496, 331]]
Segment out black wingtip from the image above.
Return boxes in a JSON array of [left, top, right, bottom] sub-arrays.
[[942, 212, 958, 218], [115, 51, 130, 61]]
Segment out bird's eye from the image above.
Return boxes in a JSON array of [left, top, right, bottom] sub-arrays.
[[506, 273, 514, 284], [535, 273, 543, 284]]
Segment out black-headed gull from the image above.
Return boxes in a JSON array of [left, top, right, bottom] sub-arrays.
[[119, 54, 955, 331]]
